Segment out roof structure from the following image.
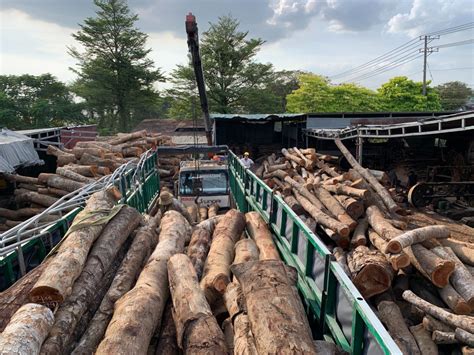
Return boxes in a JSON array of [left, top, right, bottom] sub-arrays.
[[210, 113, 306, 121], [0, 129, 43, 173]]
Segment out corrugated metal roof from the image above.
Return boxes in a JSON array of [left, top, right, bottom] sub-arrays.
[[210, 113, 306, 121]]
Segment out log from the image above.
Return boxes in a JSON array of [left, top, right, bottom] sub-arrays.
[[351, 217, 368, 248], [63, 164, 98, 177], [3, 173, 39, 185], [366, 205, 402, 240], [432, 330, 457, 344], [232, 260, 317, 354], [333, 247, 350, 276], [410, 324, 438, 354], [262, 169, 288, 180], [409, 276, 447, 308], [0, 303, 54, 354], [347, 246, 394, 298], [80, 153, 118, 171], [186, 203, 198, 224], [368, 230, 410, 270], [72, 214, 161, 355], [46, 174, 85, 192], [314, 187, 357, 230], [0, 207, 45, 220], [335, 195, 364, 220], [284, 176, 324, 209], [40, 206, 142, 354], [187, 216, 221, 280], [283, 195, 305, 215], [96, 166, 111, 175], [438, 284, 471, 315], [323, 183, 368, 199], [234, 239, 259, 264], [18, 183, 40, 191], [335, 138, 403, 215], [385, 226, 450, 254], [167, 254, 228, 354], [406, 244, 455, 288], [154, 304, 179, 355], [440, 238, 474, 266], [37, 187, 69, 197], [57, 153, 78, 166], [402, 290, 474, 333], [422, 315, 454, 333], [56, 167, 95, 184], [200, 209, 245, 303], [456, 328, 474, 347], [222, 318, 234, 354], [431, 246, 474, 308], [245, 211, 280, 260], [15, 191, 59, 207], [107, 130, 147, 145], [281, 148, 305, 167], [198, 206, 208, 222], [208, 203, 219, 218], [96, 210, 191, 355], [377, 300, 420, 354], [29, 188, 121, 304], [294, 191, 350, 238], [266, 161, 290, 173]]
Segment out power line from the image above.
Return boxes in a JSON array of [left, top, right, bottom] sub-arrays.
[[427, 22, 474, 36], [430, 67, 474, 71], [432, 38, 474, 49]]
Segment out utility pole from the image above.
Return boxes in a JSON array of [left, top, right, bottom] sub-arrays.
[[419, 35, 439, 96]]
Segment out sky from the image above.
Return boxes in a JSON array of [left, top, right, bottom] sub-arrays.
[[1, 0, 473, 90]]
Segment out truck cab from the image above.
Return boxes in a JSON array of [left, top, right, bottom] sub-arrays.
[[177, 160, 230, 208]]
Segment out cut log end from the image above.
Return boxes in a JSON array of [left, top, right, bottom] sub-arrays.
[[431, 260, 456, 288], [353, 264, 393, 299], [29, 286, 63, 306]]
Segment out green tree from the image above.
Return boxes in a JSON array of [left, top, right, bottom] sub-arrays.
[[377, 76, 441, 111], [69, 0, 164, 132], [168, 15, 276, 117], [286, 73, 381, 112], [0, 74, 85, 129], [435, 81, 472, 110]]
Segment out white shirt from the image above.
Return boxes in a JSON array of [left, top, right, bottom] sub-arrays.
[[240, 157, 254, 169]]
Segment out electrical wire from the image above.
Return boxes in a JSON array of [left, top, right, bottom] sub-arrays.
[[432, 38, 474, 49]]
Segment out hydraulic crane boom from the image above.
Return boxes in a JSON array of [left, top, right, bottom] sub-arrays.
[[185, 12, 213, 146]]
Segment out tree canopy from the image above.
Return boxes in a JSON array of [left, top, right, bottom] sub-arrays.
[[69, 0, 163, 132], [435, 81, 473, 111], [287, 74, 441, 113], [0, 74, 85, 129]]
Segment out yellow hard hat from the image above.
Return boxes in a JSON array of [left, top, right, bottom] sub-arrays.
[[244, 152, 249, 156]]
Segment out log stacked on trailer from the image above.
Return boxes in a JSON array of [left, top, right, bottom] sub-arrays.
[[0, 189, 343, 354], [252, 143, 474, 353]]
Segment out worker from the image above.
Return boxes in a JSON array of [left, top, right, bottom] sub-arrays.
[[240, 152, 254, 169], [158, 189, 194, 224]]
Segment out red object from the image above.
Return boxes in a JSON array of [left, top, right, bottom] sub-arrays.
[[60, 125, 97, 149]]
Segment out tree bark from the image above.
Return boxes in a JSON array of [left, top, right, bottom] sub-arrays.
[[281, 148, 305, 167], [167, 254, 228, 354], [40, 206, 142, 354], [96, 210, 191, 355], [45, 174, 85, 192], [234, 239, 259, 264], [107, 130, 147, 145], [63, 164, 98, 177], [335, 195, 364, 220], [3, 173, 39, 185], [200, 209, 245, 303], [402, 290, 474, 333], [333, 247, 350, 276], [187, 203, 198, 224], [438, 284, 471, 315], [15, 191, 59, 207], [266, 161, 290, 173], [56, 167, 95, 184], [231, 260, 317, 354], [294, 191, 350, 238], [187, 216, 221, 280], [422, 315, 454, 333], [37, 187, 69, 197], [405, 244, 455, 288], [323, 183, 368, 199], [368, 230, 410, 270], [154, 303, 180, 355], [335, 138, 403, 215], [72, 214, 161, 355], [347, 246, 394, 299], [208, 203, 219, 218], [385, 226, 450, 254], [366, 205, 402, 240], [456, 328, 474, 347], [283, 194, 305, 215], [198, 206, 208, 222], [29, 188, 121, 305], [376, 300, 420, 355], [0, 207, 45, 220], [0, 303, 54, 354], [284, 176, 325, 210], [440, 239, 474, 266], [351, 217, 368, 248], [245, 211, 280, 260], [314, 187, 357, 230], [432, 330, 457, 344], [431, 246, 474, 308], [72, 147, 105, 159], [410, 324, 438, 355]]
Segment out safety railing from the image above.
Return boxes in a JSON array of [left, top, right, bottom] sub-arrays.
[[0, 150, 160, 290], [228, 151, 400, 355]]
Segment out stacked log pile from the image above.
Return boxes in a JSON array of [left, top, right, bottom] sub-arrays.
[[0, 130, 173, 233], [254, 142, 474, 353], [0, 189, 342, 354]]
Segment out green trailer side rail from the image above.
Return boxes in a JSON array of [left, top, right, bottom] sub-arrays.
[[0, 151, 160, 290], [228, 151, 400, 355]]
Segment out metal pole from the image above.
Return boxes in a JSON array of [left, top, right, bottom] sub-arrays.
[[422, 35, 428, 96], [356, 136, 363, 165]]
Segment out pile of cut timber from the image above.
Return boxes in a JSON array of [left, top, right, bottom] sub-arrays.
[[0, 192, 342, 354], [0, 130, 173, 233], [254, 142, 474, 354]]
